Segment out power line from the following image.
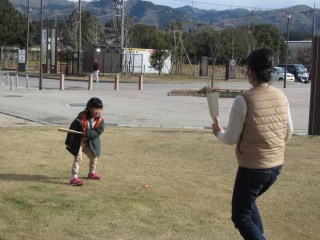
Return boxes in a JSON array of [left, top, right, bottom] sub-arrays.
[[172, 0, 272, 10]]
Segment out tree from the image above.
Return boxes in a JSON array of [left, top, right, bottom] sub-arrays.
[[105, 19, 120, 46], [296, 46, 312, 66], [253, 24, 286, 64], [164, 20, 188, 74], [150, 49, 170, 75], [130, 24, 158, 48], [284, 31, 312, 41], [62, 10, 105, 50], [81, 11, 106, 46], [0, 0, 35, 58], [147, 27, 172, 75], [61, 10, 80, 50]]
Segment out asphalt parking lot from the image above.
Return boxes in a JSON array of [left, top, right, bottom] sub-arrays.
[[0, 70, 311, 134]]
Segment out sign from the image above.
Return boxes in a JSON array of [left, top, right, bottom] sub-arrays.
[[18, 50, 25, 63], [42, 29, 47, 64], [50, 29, 56, 65]]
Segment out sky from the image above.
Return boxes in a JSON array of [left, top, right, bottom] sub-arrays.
[[143, 0, 317, 11], [81, 0, 316, 11]]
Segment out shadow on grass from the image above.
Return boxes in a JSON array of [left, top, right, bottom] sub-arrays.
[[0, 174, 68, 185]]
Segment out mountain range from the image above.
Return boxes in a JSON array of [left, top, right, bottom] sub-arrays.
[[11, 0, 318, 35]]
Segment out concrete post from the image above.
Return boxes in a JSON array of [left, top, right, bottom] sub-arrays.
[[115, 74, 119, 90], [10, 76, 13, 91], [139, 75, 143, 90], [6, 73, 9, 85], [16, 74, 18, 87], [26, 75, 29, 89], [88, 74, 93, 90], [60, 74, 65, 91]]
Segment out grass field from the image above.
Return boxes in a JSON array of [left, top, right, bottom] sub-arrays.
[[0, 126, 319, 240]]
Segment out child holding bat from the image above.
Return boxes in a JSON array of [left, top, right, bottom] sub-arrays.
[[65, 97, 105, 186]]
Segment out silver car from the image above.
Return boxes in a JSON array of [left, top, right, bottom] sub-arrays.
[[278, 64, 309, 83], [271, 67, 295, 81]]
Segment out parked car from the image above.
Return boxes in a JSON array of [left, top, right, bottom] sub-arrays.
[[271, 67, 295, 81], [308, 69, 312, 81], [306, 65, 312, 81], [278, 64, 309, 83]]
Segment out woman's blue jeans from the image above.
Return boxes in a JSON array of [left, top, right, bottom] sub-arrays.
[[231, 165, 282, 240]]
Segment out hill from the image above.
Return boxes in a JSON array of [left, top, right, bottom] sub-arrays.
[[10, 0, 318, 34]]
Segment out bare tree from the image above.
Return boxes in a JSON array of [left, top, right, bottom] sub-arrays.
[[296, 46, 312, 66]]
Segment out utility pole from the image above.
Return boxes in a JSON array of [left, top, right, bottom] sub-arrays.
[[309, 36, 320, 135], [174, 25, 178, 75], [26, 0, 30, 71], [300, 5, 317, 43], [39, 0, 43, 90], [313, 4, 316, 40], [114, 0, 125, 72], [120, 0, 124, 49], [78, 0, 81, 75]]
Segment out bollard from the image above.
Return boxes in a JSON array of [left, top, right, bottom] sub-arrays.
[[6, 73, 9, 85], [10, 76, 13, 91], [115, 74, 119, 90], [26, 75, 29, 89], [60, 74, 65, 90], [16, 74, 18, 87], [139, 75, 143, 90], [88, 74, 93, 90]]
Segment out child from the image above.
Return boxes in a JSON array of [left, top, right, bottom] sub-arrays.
[[65, 97, 105, 186]]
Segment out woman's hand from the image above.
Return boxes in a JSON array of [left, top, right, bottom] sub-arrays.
[[212, 116, 223, 136]]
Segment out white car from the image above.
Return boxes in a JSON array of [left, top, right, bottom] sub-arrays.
[[271, 67, 295, 81]]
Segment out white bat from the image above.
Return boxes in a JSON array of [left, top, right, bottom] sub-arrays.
[[207, 92, 220, 123], [58, 128, 82, 134]]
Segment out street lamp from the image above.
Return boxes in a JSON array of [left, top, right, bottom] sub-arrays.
[[284, 13, 291, 88]]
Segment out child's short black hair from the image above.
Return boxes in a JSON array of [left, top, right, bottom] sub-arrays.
[[86, 97, 103, 110]]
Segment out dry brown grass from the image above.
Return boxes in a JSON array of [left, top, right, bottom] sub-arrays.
[[0, 126, 319, 240]]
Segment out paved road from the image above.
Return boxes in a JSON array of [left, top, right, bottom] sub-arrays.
[[0, 70, 310, 133]]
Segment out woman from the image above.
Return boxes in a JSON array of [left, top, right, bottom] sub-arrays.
[[212, 48, 293, 239]]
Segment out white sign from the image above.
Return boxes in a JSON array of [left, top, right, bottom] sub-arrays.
[[18, 50, 26, 63], [42, 29, 47, 64], [50, 29, 56, 65]]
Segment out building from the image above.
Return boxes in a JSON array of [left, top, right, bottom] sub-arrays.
[[122, 48, 171, 74], [288, 40, 312, 63]]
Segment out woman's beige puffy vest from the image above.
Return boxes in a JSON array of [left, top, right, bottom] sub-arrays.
[[236, 85, 288, 169]]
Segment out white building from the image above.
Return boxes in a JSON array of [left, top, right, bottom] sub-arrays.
[[122, 48, 171, 74]]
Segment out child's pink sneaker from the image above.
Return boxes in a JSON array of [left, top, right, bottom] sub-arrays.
[[88, 172, 101, 180], [70, 178, 85, 186]]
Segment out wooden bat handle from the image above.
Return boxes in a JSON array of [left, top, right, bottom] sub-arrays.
[[58, 128, 82, 134]]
